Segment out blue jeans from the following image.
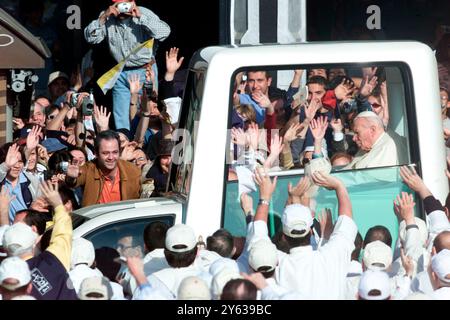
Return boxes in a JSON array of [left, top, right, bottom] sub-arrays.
[[111, 64, 158, 131]]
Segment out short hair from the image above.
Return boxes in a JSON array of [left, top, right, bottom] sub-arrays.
[[220, 279, 257, 300], [364, 226, 392, 248], [207, 229, 234, 258], [234, 104, 257, 123], [433, 231, 450, 253], [95, 247, 121, 282], [18, 209, 51, 235], [94, 130, 120, 154], [164, 247, 198, 268], [45, 104, 60, 117], [143, 221, 169, 252], [283, 232, 312, 249], [247, 70, 271, 79], [306, 75, 328, 88], [70, 147, 88, 160], [59, 186, 80, 210], [330, 152, 353, 166], [272, 231, 290, 253], [352, 232, 363, 261]]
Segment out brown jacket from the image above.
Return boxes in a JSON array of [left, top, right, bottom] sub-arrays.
[[70, 159, 141, 207]]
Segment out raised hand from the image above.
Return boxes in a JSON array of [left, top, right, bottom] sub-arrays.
[[0, 185, 15, 209], [94, 105, 111, 132], [393, 192, 415, 224], [12, 117, 25, 130], [359, 75, 378, 98], [37, 144, 50, 164], [304, 98, 321, 121], [252, 91, 271, 109], [311, 171, 342, 190], [26, 125, 42, 152], [247, 122, 260, 151], [231, 127, 247, 147], [334, 78, 354, 100], [253, 167, 277, 201], [399, 166, 429, 196], [317, 208, 334, 240], [264, 134, 284, 169], [128, 73, 143, 95], [40, 180, 63, 208], [309, 116, 329, 141], [120, 142, 137, 161], [288, 176, 311, 199], [283, 122, 304, 142], [5, 144, 21, 169], [165, 47, 185, 76], [330, 117, 343, 133], [241, 272, 268, 290]]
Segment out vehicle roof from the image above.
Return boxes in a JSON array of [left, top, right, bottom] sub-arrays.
[[72, 197, 179, 220], [189, 40, 432, 70]]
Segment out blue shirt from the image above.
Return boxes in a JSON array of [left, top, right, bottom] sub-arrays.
[[239, 94, 266, 124], [4, 173, 28, 223]]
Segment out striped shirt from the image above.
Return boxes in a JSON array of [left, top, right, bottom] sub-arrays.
[[84, 6, 170, 67]]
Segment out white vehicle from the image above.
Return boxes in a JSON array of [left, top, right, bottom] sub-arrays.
[[74, 41, 447, 250]]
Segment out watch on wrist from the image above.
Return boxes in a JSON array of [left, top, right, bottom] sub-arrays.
[[258, 199, 270, 206]]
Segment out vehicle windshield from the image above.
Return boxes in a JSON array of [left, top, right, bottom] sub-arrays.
[[222, 63, 421, 249]]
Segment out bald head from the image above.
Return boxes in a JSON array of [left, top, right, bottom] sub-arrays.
[[434, 231, 450, 253]]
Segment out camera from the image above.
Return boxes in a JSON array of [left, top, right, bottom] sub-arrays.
[[71, 91, 95, 116], [57, 161, 69, 173], [117, 2, 132, 14]]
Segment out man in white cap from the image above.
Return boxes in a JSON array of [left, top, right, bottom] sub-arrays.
[[78, 276, 113, 300], [357, 269, 391, 300], [251, 167, 357, 299], [69, 237, 103, 293], [177, 276, 211, 300], [399, 166, 450, 295], [0, 256, 33, 300], [2, 181, 77, 300], [346, 111, 401, 169], [47, 71, 70, 104], [129, 223, 203, 299], [429, 249, 450, 299]]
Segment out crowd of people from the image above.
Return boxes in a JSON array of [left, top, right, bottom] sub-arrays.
[[0, 0, 449, 301]]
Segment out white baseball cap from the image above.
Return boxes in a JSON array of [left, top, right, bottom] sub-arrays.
[[431, 249, 450, 283], [71, 237, 96, 269], [177, 276, 211, 300], [282, 204, 313, 238], [78, 276, 113, 300], [248, 239, 278, 273], [2, 223, 37, 257], [165, 224, 197, 253], [363, 240, 393, 271], [358, 269, 391, 300], [211, 268, 242, 299], [0, 256, 31, 290], [47, 71, 69, 86], [398, 218, 428, 247]]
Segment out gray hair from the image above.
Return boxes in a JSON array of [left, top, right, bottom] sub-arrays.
[[354, 111, 385, 131]]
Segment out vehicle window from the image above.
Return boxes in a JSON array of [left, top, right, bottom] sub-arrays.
[[83, 215, 175, 255], [170, 69, 205, 197], [223, 64, 421, 248]]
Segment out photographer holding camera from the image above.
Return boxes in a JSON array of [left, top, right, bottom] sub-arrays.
[[84, 0, 171, 132]]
